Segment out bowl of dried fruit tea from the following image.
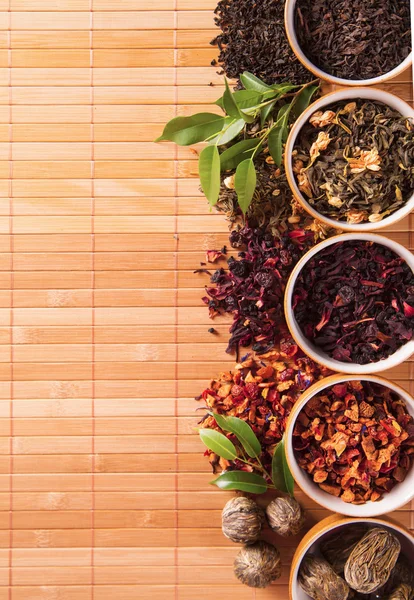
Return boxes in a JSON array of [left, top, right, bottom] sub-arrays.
[[284, 0, 412, 87], [289, 514, 414, 600], [284, 233, 414, 373], [285, 374, 414, 517], [284, 88, 414, 231]]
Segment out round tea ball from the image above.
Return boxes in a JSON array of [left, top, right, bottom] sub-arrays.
[[234, 540, 281, 588], [266, 496, 305, 537], [222, 496, 264, 544]]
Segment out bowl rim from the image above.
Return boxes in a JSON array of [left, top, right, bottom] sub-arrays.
[[285, 373, 414, 517], [284, 0, 413, 87], [288, 514, 414, 600], [284, 232, 414, 374], [284, 87, 414, 232]]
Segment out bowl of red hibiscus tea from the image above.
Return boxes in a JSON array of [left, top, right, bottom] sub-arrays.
[[284, 233, 414, 374], [284, 88, 414, 232], [284, 0, 412, 86], [285, 374, 414, 517]]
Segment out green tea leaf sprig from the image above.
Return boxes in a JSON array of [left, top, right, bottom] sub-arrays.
[[199, 412, 295, 495], [156, 72, 319, 214]]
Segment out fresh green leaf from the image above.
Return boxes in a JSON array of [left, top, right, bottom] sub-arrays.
[[234, 159, 257, 214], [220, 139, 260, 171], [223, 78, 243, 120], [260, 100, 277, 127], [199, 145, 221, 207], [209, 117, 245, 146], [155, 113, 226, 145], [271, 83, 300, 93], [199, 428, 237, 460], [233, 90, 264, 109], [240, 71, 273, 93], [211, 470, 267, 494], [268, 103, 291, 166], [215, 96, 224, 109], [213, 413, 261, 458], [272, 437, 295, 496], [292, 85, 319, 118]]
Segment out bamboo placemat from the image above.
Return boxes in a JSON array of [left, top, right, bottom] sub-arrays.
[[0, 1, 412, 599]]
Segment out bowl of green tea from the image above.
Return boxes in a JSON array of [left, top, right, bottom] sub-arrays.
[[285, 88, 414, 231], [284, 0, 412, 86]]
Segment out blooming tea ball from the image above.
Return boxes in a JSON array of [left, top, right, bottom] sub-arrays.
[[222, 497, 264, 544], [387, 583, 414, 600], [233, 540, 281, 588], [299, 555, 350, 600], [265, 496, 305, 537]]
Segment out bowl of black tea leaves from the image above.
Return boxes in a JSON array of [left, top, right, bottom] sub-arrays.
[[285, 0, 412, 86], [285, 88, 414, 231], [284, 233, 414, 374]]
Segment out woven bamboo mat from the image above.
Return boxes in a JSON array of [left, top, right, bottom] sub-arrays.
[[0, 1, 412, 599]]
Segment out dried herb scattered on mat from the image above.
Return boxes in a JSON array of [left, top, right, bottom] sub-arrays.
[[211, 0, 314, 88], [293, 240, 414, 364], [293, 100, 414, 224], [198, 354, 329, 477], [204, 222, 321, 357], [299, 555, 350, 600], [295, 0, 411, 81], [293, 380, 414, 504], [344, 528, 401, 593]]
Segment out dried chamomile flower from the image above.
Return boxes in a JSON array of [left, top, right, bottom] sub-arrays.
[[222, 496, 264, 544], [386, 583, 414, 600], [265, 496, 305, 537], [320, 524, 368, 574], [233, 540, 281, 588], [344, 528, 401, 594], [299, 555, 350, 600]]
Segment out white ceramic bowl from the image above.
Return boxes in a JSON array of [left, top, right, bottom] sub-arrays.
[[284, 87, 414, 232], [284, 0, 412, 87], [284, 232, 414, 374], [289, 514, 414, 600], [285, 374, 414, 518]]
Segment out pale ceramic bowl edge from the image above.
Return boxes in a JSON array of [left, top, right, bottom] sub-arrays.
[[284, 0, 413, 87], [289, 514, 414, 600], [284, 232, 414, 374], [284, 87, 414, 232], [285, 374, 414, 517]]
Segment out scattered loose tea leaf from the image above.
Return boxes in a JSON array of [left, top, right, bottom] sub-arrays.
[[234, 541, 282, 588], [295, 0, 411, 81], [211, 0, 315, 88], [211, 470, 268, 494], [293, 240, 414, 364], [344, 528, 401, 594], [266, 496, 305, 537], [199, 428, 237, 460], [272, 437, 295, 496], [299, 555, 350, 600], [222, 496, 264, 544]]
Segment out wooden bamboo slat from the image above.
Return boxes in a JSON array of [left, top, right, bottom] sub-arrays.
[[0, 1, 410, 599]]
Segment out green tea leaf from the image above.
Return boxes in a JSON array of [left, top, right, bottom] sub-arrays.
[[213, 413, 261, 458], [209, 117, 245, 146], [240, 71, 273, 93], [272, 437, 295, 496], [268, 103, 291, 166], [233, 90, 264, 109], [155, 113, 226, 145], [223, 78, 243, 119], [292, 85, 319, 118], [220, 139, 259, 171], [199, 145, 221, 207], [271, 83, 300, 93], [260, 100, 277, 127], [199, 428, 237, 460], [234, 159, 257, 214], [211, 470, 267, 494]]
